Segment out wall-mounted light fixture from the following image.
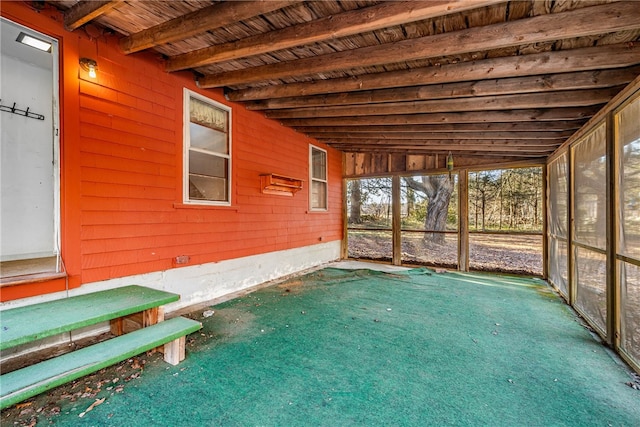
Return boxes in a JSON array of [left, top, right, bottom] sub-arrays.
[[16, 32, 52, 52], [79, 57, 98, 78]]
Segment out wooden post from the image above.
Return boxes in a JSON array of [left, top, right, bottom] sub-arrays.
[[341, 175, 349, 260], [606, 111, 618, 348], [143, 307, 159, 327], [458, 170, 469, 272], [164, 336, 186, 366], [568, 146, 576, 307], [542, 165, 548, 280], [392, 175, 402, 265], [110, 318, 124, 336]]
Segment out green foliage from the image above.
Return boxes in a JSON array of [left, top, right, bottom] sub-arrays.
[[469, 167, 542, 232]]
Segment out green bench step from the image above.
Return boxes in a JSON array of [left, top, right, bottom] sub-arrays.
[[0, 316, 201, 410], [0, 285, 180, 350]]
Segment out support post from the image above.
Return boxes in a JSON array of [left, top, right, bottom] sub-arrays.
[[341, 176, 349, 260], [542, 165, 548, 280], [606, 111, 618, 347], [164, 336, 186, 366], [458, 169, 469, 272], [392, 175, 402, 265]]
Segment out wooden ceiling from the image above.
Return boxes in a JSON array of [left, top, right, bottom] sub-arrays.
[[49, 0, 640, 165]]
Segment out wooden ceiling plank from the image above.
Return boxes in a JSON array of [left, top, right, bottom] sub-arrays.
[[64, 0, 123, 31], [307, 131, 574, 140], [330, 145, 554, 156], [277, 107, 600, 126], [120, 0, 296, 54], [323, 139, 562, 148], [242, 66, 640, 110], [165, 0, 504, 71], [264, 88, 620, 119], [227, 43, 640, 101], [294, 122, 585, 133], [199, 2, 640, 87]]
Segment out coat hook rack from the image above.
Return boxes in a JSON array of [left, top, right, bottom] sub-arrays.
[[0, 99, 45, 121]]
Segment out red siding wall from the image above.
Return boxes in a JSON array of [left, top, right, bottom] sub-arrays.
[[1, 3, 343, 301]]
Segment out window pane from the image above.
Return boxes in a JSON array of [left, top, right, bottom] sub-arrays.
[[189, 150, 227, 179], [311, 180, 327, 209], [620, 261, 640, 366], [189, 174, 227, 201], [574, 246, 607, 335], [469, 168, 543, 233], [185, 91, 231, 204], [573, 123, 607, 250], [311, 148, 326, 180], [401, 231, 458, 268], [548, 237, 569, 298], [347, 229, 392, 262], [617, 97, 640, 259], [189, 122, 228, 154], [401, 174, 458, 232], [469, 233, 542, 276], [548, 153, 568, 239], [190, 97, 227, 132]]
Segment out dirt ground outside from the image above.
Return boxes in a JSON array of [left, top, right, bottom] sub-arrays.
[[348, 230, 543, 276]]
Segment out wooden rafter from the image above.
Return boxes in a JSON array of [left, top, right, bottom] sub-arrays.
[[64, 0, 123, 31], [242, 67, 640, 110], [199, 2, 640, 88], [309, 131, 575, 141], [293, 122, 586, 133], [226, 44, 640, 101], [165, 0, 503, 71], [263, 88, 621, 119], [119, 0, 296, 54], [277, 107, 601, 126]]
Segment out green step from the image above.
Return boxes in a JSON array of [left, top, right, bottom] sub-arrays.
[[0, 285, 180, 350], [0, 316, 202, 410]]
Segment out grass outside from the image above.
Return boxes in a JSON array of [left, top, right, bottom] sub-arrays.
[[348, 230, 542, 276]]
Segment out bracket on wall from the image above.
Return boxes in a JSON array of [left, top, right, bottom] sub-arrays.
[[260, 173, 303, 196]]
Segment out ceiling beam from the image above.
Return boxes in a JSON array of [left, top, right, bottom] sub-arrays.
[[308, 131, 574, 141], [242, 67, 640, 110], [264, 88, 620, 119], [165, 0, 504, 71], [64, 0, 123, 31], [226, 43, 640, 101], [199, 2, 640, 88], [119, 0, 296, 54], [293, 122, 586, 133], [323, 139, 561, 148], [277, 107, 601, 126], [331, 145, 554, 157]]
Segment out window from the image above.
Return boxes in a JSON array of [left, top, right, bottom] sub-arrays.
[[310, 145, 328, 210], [184, 89, 231, 205]]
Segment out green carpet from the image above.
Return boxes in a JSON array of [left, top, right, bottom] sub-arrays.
[[16, 268, 640, 425]]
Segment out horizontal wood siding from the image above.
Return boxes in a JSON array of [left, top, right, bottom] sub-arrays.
[[1, 3, 342, 300]]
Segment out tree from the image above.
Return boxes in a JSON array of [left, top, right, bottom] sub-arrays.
[[403, 175, 454, 244], [348, 180, 362, 224]]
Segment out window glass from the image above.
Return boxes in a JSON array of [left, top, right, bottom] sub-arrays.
[[184, 91, 231, 204], [310, 146, 327, 210]]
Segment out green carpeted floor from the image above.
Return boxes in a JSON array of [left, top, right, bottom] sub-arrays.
[[9, 267, 640, 425]]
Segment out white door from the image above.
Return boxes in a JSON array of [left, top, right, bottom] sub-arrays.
[[1, 18, 59, 262]]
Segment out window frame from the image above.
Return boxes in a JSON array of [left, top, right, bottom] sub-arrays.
[[183, 89, 232, 206], [309, 145, 328, 211]]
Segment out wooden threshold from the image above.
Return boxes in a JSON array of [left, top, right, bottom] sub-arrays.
[[0, 257, 66, 287]]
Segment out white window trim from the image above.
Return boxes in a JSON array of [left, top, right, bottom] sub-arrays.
[[309, 145, 328, 211], [183, 88, 232, 206]]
